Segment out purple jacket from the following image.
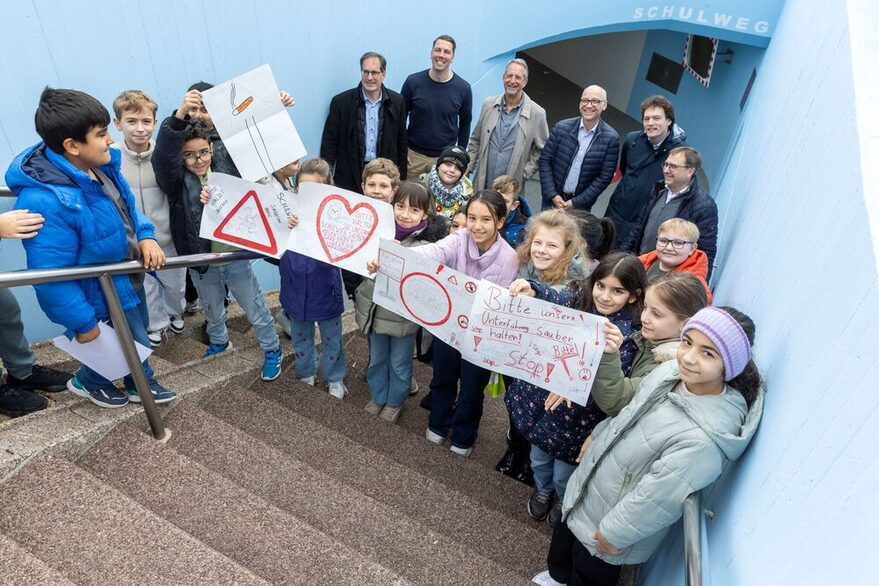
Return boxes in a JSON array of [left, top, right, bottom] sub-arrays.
[[416, 228, 518, 286]]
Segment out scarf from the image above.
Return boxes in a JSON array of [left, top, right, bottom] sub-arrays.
[[427, 165, 466, 211], [395, 219, 428, 242]]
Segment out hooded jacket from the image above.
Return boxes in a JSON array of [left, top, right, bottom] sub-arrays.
[[5, 144, 155, 337], [500, 195, 532, 249], [562, 360, 764, 565], [638, 249, 713, 303], [416, 228, 519, 287]]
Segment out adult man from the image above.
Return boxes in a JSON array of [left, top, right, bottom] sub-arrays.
[[622, 147, 718, 278], [467, 58, 549, 191], [604, 95, 687, 246], [538, 85, 619, 211], [401, 35, 473, 178], [320, 52, 408, 192]]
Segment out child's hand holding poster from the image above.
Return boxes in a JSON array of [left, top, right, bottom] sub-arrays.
[[199, 172, 295, 258], [286, 183, 394, 278]]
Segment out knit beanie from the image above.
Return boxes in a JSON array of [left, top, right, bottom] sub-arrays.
[[436, 146, 470, 175], [681, 307, 752, 381]]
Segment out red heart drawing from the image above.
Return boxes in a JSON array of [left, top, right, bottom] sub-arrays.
[[316, 194, 379, 263]]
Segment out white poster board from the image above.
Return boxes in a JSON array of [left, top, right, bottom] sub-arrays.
[[199, 172, 295, 258], [286, 183, 394, 277], [202, 64, 306, 181], [54, 322, 152, 381]]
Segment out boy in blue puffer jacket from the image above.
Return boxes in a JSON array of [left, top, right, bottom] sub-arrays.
[[4, 87, 176, 408]]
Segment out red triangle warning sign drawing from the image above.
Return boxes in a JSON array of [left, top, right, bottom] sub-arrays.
[[447, 275, 458, 285], [473, 336, 482, 351], [213, 190, 278, 255]]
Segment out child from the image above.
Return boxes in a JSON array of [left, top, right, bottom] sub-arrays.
[[421, 145, 473, 219], [416, 190, 519, 455], [153, 105, 282, 381], [493, 174, 532, 248], [5, 87, 176, 407], [533, 306, 763, 586], [448, 210, 466, 233], [515, 210, 591, 287], [569, 210, 616, 265], [508, 252, 647, 526], [359, 181, 446, 422], [281, 159, 348, 399], [112, 90, 187, 348], [639, 218, 712, 301]]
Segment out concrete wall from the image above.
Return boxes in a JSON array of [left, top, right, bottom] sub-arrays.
[[641, 0, 878, 584]]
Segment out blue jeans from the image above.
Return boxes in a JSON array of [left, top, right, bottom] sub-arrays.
[[289, 315, 345, 382], [189, 261, 279, 351], [429, 339, 491, 450], [77, 288, 157, 391], [531, 444, 577, 499], [367, 333, 414, 408]]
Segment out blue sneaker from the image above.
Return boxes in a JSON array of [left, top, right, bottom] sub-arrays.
[[66, 376, 128, 408], [126, 382, 178, 405], [203, 340, 233, 357], [261, 348, 283, 381]]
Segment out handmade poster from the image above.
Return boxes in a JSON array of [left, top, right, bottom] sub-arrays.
[[202, 64, 306, 181], [287, 183, 394, 278], [54, 322, 152, 381], [372, 239, 479, 351], [199, 172, 295, 258]]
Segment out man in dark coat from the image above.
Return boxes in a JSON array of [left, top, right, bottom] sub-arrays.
[[320, 52, 408, 192]]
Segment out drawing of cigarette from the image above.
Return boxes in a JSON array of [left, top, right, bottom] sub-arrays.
[[233, 96, 254, 115]]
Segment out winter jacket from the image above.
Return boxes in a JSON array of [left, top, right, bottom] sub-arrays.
[[500, 196, 532, 249], [152, 115, 238, 268], [516, 254, 595, 290], [563, 360, 764, 565], [467, 92, 549, 190], [354, 215, 447, 336], [320, 84, 408, 192], [604, 126, 687, 246], [279, 252, 344, 323], [5, 144, 155, 337], [417, 228, 518, 286], [624, 180, 718, 279], [116, 141, 175, 252], [638, 249, 713, 303], [538, 118, 620, 211]]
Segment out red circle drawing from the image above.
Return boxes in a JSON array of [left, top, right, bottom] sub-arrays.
[[400, 273, 453, 326], [457, 315, 469, 328]]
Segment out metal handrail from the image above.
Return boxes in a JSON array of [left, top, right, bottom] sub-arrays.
[[1, 186, 12, 197], [683, 492, 703, 585], [0, 251, 262, 439]]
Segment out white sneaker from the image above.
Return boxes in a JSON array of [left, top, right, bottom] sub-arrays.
[[450, 444, 472, 457], [299, 376, 316, 386], [147, 329, 165, 348], [425, 428, 444, 444], [532, 570, 566, 586], [328, 380, 348, 399], [168, 315, 185, 334]]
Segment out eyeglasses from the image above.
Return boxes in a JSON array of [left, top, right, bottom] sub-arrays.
[[361, 69, 384, 78], [182, 148, 212, 162], [662, 162, 693, 171], [579, 98, 605, 107], [657, 237, 694, 250]]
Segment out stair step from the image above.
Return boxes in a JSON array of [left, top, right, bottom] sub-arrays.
[[203, 387, 550, 578], [77, 422, 408, 586], [162, 400, 531, 585], [0, 455, 267, 585], [0, 533, 75, 585]]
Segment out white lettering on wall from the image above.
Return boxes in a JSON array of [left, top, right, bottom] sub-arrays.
[[631, 5, 772, 34]]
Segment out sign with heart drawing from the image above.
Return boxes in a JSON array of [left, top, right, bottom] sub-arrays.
[[285, 182, 394, 277]]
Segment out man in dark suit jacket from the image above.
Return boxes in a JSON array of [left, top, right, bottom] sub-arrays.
[[320, 52, 408, 192], [538, 85, 619, 211]]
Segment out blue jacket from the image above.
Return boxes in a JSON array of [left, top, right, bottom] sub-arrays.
[[538, 118, 619, 211], [500, 195, 532, 249], [5, 144, 155, 337], [279, 252, 344, 322]]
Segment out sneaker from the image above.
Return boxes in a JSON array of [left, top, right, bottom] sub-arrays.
[[203, 340, 232, 357], [547, 500, 563, 528], [299, 375, 316, 386], [168, 315, 185, 334], [379, 404, 404, 423], [425, 428, 445, 444], [408, 376, 419, 396], [184, 299, 201, 314], [527, 489, 554, 521], [0, 384, 48, 417], [364, 400, 383, 415], [450, 444, 472, 457], [66, 376, 128, 409], [147, 329, 166, 348], [328, 380, 348, 399], [532, 569, 566, 586], [261, 348, 283, 381], [6, 364, 71, 393], [126, 382, 178, 404]]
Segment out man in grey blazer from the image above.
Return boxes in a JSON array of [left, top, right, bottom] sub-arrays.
[[467, 58, 549, 190]]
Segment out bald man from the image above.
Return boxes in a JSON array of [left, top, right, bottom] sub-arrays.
[[538, 85, 620, 211]]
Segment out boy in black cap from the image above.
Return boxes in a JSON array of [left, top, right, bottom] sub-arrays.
[[421, 145, 473, 219]]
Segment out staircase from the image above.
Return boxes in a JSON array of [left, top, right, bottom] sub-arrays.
[[0, 297, 551, 585]]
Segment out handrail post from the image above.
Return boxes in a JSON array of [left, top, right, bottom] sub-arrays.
[[98, 273, 166, 440], [683, 492, 702, 586]]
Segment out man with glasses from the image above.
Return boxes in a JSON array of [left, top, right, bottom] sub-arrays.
[[320, 52, 407, 192], [622, 147, 718, 278], [538, 85, 619, 211]]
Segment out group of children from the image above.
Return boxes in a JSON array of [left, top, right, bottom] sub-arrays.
[[3, 84, 763, 586]]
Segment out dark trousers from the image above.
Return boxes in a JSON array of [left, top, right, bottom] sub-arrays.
[[548, 521, 621, 586], [428, 339, 491, 449]]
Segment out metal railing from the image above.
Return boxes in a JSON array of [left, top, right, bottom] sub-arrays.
[[683, 492, 703, 585], [0, 251, 261, 440], [1, 186, 13, 197]]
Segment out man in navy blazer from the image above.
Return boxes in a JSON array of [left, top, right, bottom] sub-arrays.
[[538, 85, 620, 211]]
